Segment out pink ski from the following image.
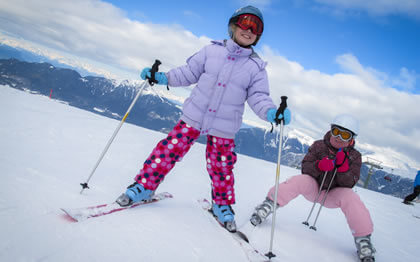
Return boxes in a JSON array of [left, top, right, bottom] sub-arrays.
[[61, 192, 172, 222]]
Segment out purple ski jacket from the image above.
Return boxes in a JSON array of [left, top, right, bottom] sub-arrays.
[[166, 39, 276, 139]]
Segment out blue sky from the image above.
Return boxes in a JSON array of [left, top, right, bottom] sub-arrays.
[[0, 0, 419, 172], [105, 0, 420, 93]]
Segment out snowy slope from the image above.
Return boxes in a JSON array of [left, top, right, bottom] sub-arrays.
[[0, 86, 419, 262]]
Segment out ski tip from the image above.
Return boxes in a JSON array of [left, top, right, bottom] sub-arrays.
[[60, 209, 79, 222], [197, 198, 212, 209]]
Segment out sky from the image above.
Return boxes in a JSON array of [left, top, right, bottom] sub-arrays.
[[1, 86, 420, 261], [0, 0, 419, 171]]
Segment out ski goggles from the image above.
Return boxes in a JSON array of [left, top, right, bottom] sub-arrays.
[[235, 14, 263, 35], [331, 125, 353, 142]]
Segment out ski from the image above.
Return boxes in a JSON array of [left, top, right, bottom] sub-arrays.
[[61, 192, 173, 222], [402, 201, 414, 205], [198, 198, 269, 262]]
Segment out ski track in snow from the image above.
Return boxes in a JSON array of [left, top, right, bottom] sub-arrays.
[[0, 86, 419, 261]]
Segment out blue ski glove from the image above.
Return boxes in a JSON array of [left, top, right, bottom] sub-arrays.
[[140, 67, 168, 85], [267, 108, 291, 125]]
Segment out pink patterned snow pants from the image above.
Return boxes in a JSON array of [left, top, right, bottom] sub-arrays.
[[134, 120, 237, 205], [267, 174, 374, 237]]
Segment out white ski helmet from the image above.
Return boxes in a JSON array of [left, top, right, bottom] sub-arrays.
[[331, 114, 359, 137]]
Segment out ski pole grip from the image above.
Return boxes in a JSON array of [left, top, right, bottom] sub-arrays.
[[275, 96, 288, 125], [148, 59, 161, 86]]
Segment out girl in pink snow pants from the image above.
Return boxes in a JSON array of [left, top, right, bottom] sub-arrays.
[[266, 175, 373, 237], [251, 114, 376, 261]]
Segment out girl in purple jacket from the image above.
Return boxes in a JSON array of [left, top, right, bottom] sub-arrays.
[[250, 114, 376, 262], [116, 5, 291, 232]]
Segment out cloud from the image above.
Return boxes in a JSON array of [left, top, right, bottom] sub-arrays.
[[183, 10, 202, 20], [259, 47, 420, 167], [314, 0, 420, 19], [0, 0, 211, 77], [392, 68, 418, 92], [0, 0, 419, 169]]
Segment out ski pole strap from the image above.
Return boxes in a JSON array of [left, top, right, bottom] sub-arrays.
[[270, 96, 288, 132], [148, 59, 161, 86]]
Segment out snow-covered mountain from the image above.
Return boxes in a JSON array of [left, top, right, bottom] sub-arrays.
[[1, 86, 419, 262], [1, 43, 417, 175], [0, 42, 106, 78], [0, 58, 416, 199]]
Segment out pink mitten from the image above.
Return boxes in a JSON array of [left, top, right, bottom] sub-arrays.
[[335, 151, 349, 172], [317, 157, 334, 172]]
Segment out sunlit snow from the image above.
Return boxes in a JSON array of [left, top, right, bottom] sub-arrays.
[[1, 86, 419, 262]]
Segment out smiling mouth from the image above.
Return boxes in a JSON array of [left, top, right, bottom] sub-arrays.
[[241, 34, 251, 39]]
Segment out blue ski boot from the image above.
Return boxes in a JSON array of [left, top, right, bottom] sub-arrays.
[[116, 182, 154, 207], [211, 203, 236, 232]]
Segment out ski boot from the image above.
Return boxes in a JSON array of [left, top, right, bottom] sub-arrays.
[[355, 235, 376, 262], [402, 200, 414, 205], [116, 182, 154, 207], [211, 203, 236, 232], [250, 197, 277, 226]]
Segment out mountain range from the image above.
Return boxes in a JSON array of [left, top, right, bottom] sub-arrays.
[[0, 57, 415, 199]]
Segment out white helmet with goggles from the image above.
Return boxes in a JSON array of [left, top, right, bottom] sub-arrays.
[[331, 114, 359, 137]]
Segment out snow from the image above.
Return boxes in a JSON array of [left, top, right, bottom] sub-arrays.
[[1, 85, 419, 262], [93, 107, 105, 113]]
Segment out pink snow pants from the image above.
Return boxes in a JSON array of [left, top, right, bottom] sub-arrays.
[[134, 120, 237, 205], [267, 175, 373, 237]]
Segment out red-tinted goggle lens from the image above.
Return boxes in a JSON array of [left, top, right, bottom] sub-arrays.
[[235, 14, 263, 35], [331, 126, 353, 141]]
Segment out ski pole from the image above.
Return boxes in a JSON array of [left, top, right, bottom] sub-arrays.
[[302, 170, 328, 226], [80, 60, 162, 194], [309, 167, 338, 231], [309, 148, 345, 230], [266, 96, 287, 260]]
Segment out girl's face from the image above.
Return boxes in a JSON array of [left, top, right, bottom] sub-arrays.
[[330, 135, 351, 149], [233, 25, 257, 47]]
